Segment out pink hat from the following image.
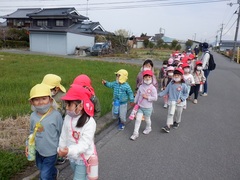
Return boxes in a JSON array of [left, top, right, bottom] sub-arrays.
[[61, 85, 94, 117], [142, 70, 153, 76], [72, 74, 95, 95], [168, 58, 173, 65], [167, 66, 174, 71], [174, 68, 184, 75]]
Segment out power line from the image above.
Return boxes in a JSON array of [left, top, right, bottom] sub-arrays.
[[223, 8, 238, 30], [0, 0, 230, 9]]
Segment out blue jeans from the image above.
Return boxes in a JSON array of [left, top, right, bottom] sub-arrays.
[[203, 69, 210, 93], [70, 160, 87, 180], [36, 151, 58, 180]]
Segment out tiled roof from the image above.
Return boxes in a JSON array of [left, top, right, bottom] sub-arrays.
[[0, 8, 41, 19]]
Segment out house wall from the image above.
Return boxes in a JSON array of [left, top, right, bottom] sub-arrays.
[[29, 32, 67, 55], [66, 33, 94, 54]]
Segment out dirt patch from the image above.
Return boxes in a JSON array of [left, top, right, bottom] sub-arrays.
[[0, 116, 30, 150]]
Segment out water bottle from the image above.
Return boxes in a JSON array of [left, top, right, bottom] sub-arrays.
[[27, 134, 36, 161], [129, 104, 139, 120], [113, 99, 120, 115], [87, 154, 98, 180]]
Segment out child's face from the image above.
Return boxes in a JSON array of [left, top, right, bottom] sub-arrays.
[[51, 87, 60, 96], [66, 101, 83, 114], [143, 63, 152, 70], [31, 96, 51, 106], [143, 75, 152, 84]]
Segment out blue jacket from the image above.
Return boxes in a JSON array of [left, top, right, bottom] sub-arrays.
[[105, 81, 134, 104]]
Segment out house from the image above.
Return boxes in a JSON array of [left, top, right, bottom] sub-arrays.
[[1, 7, 111, 55], [0, 8, 41, 28], [219, 40, 240, 52]]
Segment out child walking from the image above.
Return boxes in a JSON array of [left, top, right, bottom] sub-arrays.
[[41, 74, 66, 117], [189, 60, 206, 104], [136, 59, 158, 91], [58, 85, 96, 180], [158, 60, 168, 91], [159, 68, 189, 133], [72, 74, 101, 120], [182, 63, 195, 109], [102, 69, 134, 130], [130, 70, 158, 141], [25, 83, 63, 179], [160, 66, 174, 108]]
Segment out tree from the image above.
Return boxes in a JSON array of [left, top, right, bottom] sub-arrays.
[[185, 40, 193, 49], [140, 33, 147, 37], [143, 39, 149, 48], [156, 39, 164, 48], [112, 29, 132, 53], [171, 40, 179, 50]]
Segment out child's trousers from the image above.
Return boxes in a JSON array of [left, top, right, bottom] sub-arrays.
[[166, 105, 183, 126], [133, 107, 152, 134]]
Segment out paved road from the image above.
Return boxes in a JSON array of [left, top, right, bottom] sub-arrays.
[[58, 52, 240, 180]]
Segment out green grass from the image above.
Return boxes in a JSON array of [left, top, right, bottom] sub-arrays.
[[0, 149, 29, 179], [0, 52, 140, 119]]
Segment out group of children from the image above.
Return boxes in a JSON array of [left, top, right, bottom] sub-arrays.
[[26, 74, 99, 180], [25, 52, 207, 178]]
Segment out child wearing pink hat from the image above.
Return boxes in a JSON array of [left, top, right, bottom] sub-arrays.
[[58, 85, 96, 180], [159, 68, 189, 133], [72, 74, 101, 120], [130, 70, 158, 140]]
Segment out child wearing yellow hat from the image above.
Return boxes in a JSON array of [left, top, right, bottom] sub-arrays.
[[25, 83, 63, 179], [41, 74, 66, 117], [102, 69, 134, 130]]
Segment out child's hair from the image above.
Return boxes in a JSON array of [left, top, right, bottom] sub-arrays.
[[163, 60, 168, 65], [143, 59, 153, 67]]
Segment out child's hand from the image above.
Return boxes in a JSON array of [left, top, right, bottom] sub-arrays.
[[58, 147, 68, 157], [25, 146, 28, 157], [102, 79, 106, 85], [130, 102, 135, 107], [177, 99, 182, 104], [142, 94, 148, 99]]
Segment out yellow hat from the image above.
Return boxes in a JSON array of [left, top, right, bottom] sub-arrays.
[[29, 84, 52, 100], [41, 74, 66, 93], [115, 69, 128, 83]]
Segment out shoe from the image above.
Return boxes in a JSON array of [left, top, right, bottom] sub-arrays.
[[118, 123, 125, 130], [201, 93, 208, 96], [163, 103, 168, 108], [57, 157, 66, 165], [130, 133, 139, 140], [143, 128, 152, 135], [193, 99, 198, 104], [162, 126, 170, 133], [173, 122, 179, 129], [187, 96, 192, 101]]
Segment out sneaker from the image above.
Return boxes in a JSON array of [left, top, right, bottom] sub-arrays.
[[201, 93, 208, 96], [163, 103, 168, 108], [187, 96, 192, 101], [173, 122, 179, 129], [162, 126, 170, 133], [193, 99, 198, 104], [130, 133, 139, 141], [57, 157, 66, 165], [143, 128, 152, 135], [118, 123, 125, 130]]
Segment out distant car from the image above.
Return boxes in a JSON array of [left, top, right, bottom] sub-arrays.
[[91, 42, 110, 56]]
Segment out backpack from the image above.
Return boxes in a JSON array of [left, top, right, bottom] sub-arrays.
[[206, 52, 216, 71]]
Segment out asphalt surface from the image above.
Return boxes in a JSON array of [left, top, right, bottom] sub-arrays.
[[59, 52, 240, 180], [3, 49, 239, 180]]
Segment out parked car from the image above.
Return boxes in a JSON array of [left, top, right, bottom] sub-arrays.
[[91, 42, 110, 56]]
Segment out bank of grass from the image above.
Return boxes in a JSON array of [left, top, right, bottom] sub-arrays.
[[0, 52, 140, 119], [0, 52, 141, 178]]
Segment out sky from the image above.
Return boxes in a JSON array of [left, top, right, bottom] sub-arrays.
[[0, 0, 239, 44]]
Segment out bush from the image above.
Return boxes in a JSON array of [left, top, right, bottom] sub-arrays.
[[5, 40, 29, 48]]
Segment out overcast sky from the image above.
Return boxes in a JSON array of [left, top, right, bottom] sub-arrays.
[[0, 0, 238, 44]]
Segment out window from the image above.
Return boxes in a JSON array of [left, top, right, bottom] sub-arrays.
[[37, 20, 48, 27], [56, 20, 64, 27]]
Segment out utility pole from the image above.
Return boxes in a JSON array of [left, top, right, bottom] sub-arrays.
[[219, 24, 224, 50], [232, 0, 240, 61]]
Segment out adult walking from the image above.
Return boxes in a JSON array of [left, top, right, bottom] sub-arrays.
[[200, 42, 210, 96]]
